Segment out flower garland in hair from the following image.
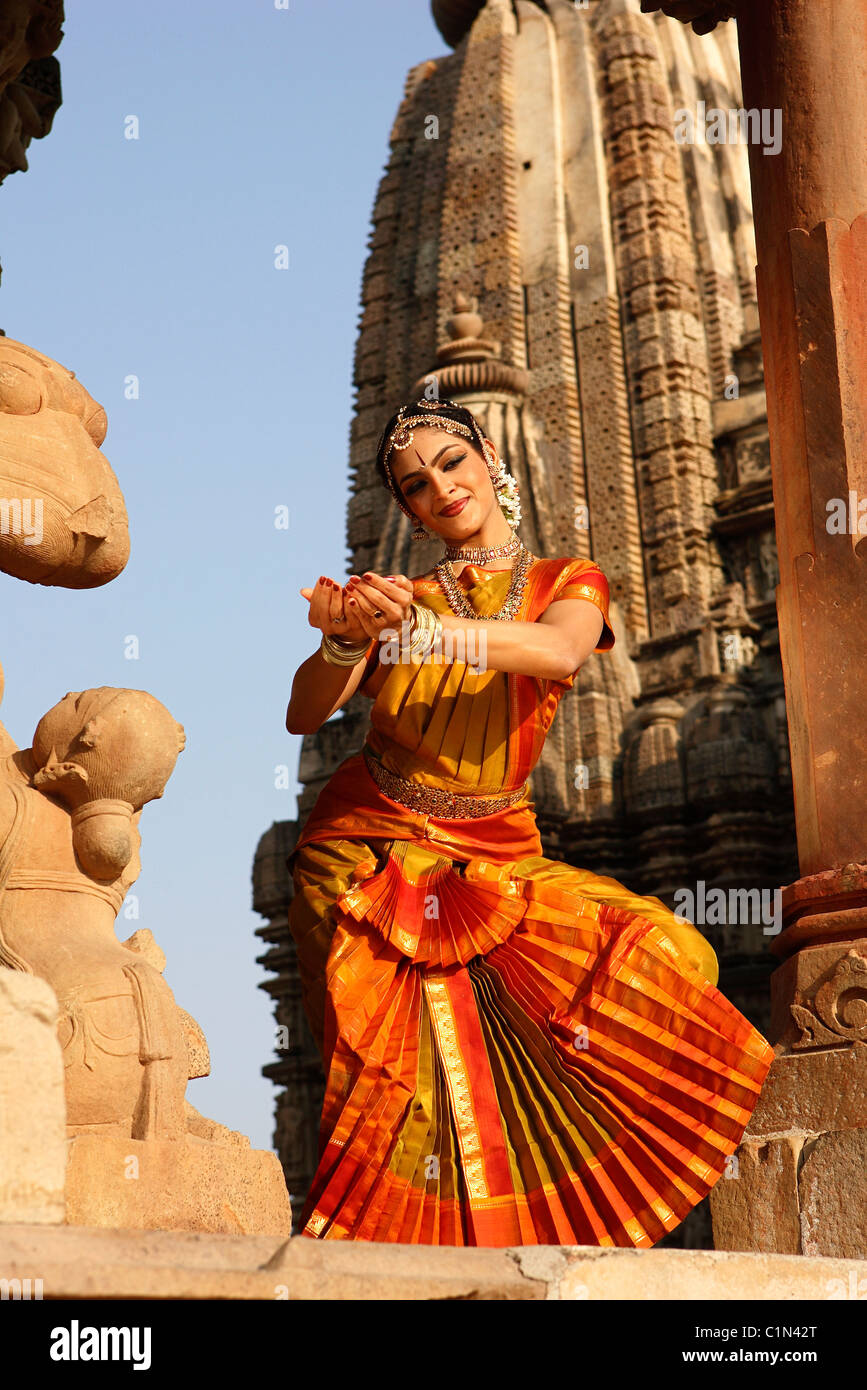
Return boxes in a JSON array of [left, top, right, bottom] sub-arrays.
[[491, 461, 522, 529]]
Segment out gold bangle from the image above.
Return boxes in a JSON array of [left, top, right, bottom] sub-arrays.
[[401, 602, 441, 660], [406, 603, 431, 654], [320, 633, 370, 667]]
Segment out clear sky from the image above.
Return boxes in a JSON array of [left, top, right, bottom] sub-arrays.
[[0, 1, 450, 1150]]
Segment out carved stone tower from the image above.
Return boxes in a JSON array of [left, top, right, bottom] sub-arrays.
[[254, 0, 795, 1245]]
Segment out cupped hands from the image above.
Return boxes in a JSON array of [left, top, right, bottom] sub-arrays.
[[299, 572, 414, 642]]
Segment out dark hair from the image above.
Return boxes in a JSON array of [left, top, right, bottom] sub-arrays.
[[374, 400, 490, 507]]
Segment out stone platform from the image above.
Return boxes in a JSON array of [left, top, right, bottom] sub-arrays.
[[0, 1225, 863, 1299]]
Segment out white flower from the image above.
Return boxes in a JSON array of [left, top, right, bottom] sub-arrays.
[[496, 472, 522, 526]]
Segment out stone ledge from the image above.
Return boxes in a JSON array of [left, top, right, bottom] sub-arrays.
[[1, 1225, 864, 1300]]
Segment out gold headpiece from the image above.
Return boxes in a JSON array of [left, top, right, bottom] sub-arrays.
[[383, 400, 476, 462]]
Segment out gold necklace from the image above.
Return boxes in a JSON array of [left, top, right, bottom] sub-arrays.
[[434, 543, 536, 620], [443, 532, 521, 563]]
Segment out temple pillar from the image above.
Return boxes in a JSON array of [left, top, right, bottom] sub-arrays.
[[641, 0, 867, 1256], [737, 0, 867, 883]]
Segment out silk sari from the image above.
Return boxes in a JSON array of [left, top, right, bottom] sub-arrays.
[[287, 556, 774, 1246]]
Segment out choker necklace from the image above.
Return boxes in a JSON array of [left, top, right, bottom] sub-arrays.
[[435, 540, 535, 621], [444, 531, 521, 564]]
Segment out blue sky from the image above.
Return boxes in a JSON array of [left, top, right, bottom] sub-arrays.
[[0, 1, 450, 1150]]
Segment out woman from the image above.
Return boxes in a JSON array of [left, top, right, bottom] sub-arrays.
[[285, 397, 774, 1247]]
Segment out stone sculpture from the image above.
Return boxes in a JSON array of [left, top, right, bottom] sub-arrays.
[[0, 338, 291, 1234], [0, 685, 195, 1138], [0, 335, 129, 587]]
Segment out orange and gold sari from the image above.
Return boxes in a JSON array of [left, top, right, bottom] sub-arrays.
[[287, 556, 774, 1245]]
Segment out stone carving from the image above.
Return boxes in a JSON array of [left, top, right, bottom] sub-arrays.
[[0, 335, 129, 587], [0, 55, 62, 185], [412, 291, 529, 400], [637, 1, 735, 35], [790, 949, 867, 1050], [0, 966, 66, 1223], [0, 338, 291, 1234], [0, 0, 64, 192], [0, 687, 195, 1137], [0, 673, 292, 1232], [0, 0, 63, 86]]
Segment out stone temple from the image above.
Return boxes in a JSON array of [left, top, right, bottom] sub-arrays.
[[253, 0, 797, 1248], [1, 0, 863, 1292]]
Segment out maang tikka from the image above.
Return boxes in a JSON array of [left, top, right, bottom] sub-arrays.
[[379, 398, 523, 540]]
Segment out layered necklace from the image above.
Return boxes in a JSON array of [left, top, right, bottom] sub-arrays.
[[435, 530, 536, 621]]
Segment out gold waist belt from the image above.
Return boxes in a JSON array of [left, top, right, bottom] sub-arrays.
[[362, 747, 528, 820]]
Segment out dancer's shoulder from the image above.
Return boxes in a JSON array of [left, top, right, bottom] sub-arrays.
[[537, 553, 608, 585], [542, 556, 614, 652]]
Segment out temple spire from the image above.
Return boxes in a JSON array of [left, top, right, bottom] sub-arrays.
[[432, 0, 543, 48]]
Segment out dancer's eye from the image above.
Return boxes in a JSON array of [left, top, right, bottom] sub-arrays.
[[405, 454, 465, 495]]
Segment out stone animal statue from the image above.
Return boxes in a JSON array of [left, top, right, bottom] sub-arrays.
[[0, 334, 129, 587], [0, 683, 218, 1139], [0, 338, 290, 1234]]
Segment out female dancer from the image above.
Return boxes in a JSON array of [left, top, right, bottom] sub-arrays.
[[285, 397, 774, 1246]]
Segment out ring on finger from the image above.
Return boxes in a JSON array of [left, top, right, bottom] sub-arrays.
[[355, 591, 392, 621]]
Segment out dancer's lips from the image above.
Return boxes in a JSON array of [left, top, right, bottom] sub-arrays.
[[440, 496, 469, 516]]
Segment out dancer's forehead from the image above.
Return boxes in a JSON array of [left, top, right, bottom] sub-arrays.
[[389, 427, 472, 485]]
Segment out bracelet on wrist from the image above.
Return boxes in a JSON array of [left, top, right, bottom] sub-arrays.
[[320, 632, 371, 667], [400, 602, 441, 661]]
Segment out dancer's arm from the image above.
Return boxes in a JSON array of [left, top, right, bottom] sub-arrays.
[[348, 575, 605, 683], [286, 575, 412, 734], [286, 648, 373, 734], [435, 600, 604, 682]]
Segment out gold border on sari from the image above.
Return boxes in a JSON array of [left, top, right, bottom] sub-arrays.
[[423, 975, 489, 1202]]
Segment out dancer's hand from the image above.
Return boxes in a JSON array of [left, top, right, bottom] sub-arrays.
[[343, 572, 414, 640], [299, 576, 368, 642]]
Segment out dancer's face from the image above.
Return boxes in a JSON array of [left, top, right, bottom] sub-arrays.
[[388, 426, 500, 540]]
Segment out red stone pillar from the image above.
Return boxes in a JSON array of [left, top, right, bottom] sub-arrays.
[[711, 0, 867, 1258], [641, 0, 867, 1256], [737, 0, 867, 884]]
